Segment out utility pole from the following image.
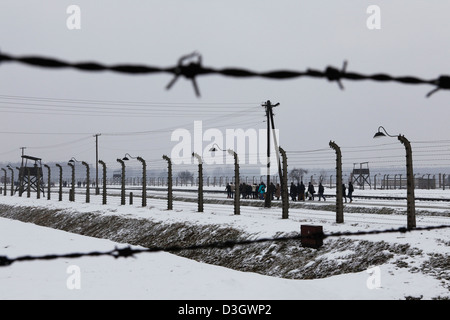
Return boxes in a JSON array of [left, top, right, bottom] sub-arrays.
[[269, 103, 283, 199], [94, 134, 101, 195], [262, 100, 280, 208]]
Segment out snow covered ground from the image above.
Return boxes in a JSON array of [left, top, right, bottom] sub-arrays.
[[0, 187, 449, 300]]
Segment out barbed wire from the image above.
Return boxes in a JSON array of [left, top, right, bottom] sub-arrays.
[[1, 51, 449, 97], [1, 224, 449, 267]]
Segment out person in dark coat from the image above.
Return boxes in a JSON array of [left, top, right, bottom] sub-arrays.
[[318, 182, 326, 201], [342, 183, 347, 203], [225, 183, 231, 198], [307, 182, 315, 200], [275, 183, 281, 200], [290, 182, 297, 201], [246, 184, 252, 200], [269, 182, 275, 200], [348, 181, 354, 203], [298, 181, 306, 201]]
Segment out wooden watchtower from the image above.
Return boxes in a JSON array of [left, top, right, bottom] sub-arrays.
[[17, 155, 45, 196], [351, 162, 371, 189]]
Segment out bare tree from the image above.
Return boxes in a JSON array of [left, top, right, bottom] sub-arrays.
[[178, 170, 193, 185], [288, 168, 308, 183], [319, 169, 328, 183]]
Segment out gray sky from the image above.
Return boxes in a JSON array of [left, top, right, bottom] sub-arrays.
[[1, 1, 450, 174]]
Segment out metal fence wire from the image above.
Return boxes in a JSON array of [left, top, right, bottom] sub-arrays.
[[1, 49, 450, 266], [1, 224, 449, 267], [1, 51, 450, 97]]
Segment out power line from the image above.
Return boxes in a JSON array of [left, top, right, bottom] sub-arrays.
[[0, 94, 258, 107]]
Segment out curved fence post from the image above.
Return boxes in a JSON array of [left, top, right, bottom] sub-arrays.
[[279, 147, 289, 219], [329, 141, 344, 223], [162, 155, 173, 210]]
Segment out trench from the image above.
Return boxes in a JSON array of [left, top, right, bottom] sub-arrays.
[[0, 203, 424, 281]]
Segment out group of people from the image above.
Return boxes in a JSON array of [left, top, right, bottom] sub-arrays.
[[225, 182, 278, 200], [225, 180, 354, 202], [342, 182, 354, 203], [289, 181, 325, 201], [289, 181, 354, 203]]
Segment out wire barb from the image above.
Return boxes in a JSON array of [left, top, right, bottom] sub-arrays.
[[324, 60, 347, 90], [112, 246, 139, 259], [0, 256, 13, 267], [166, 51, 202, 97], [426, 75, 450, 98]]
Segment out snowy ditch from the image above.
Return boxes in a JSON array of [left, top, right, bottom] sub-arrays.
[[0, 199, 448, 293]]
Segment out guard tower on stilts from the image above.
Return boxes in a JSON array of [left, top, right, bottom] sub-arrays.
[[17, 155, 45, 196], [351, 162, 371, 189]]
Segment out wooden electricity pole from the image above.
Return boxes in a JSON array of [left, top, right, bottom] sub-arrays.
[[262, 100, 280, 208]]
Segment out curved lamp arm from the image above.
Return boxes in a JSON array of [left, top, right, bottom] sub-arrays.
[[373, 126, 397, 138]]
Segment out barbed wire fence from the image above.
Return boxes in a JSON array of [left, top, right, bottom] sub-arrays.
[[1, 49, 450, 267], [1, 225, 449, 267], [1, 51, 450, 97]]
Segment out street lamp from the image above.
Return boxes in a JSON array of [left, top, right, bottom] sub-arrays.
[[123, 153, 147, 207], [210, 144, 240, 215], [373, 126, 416, 229]]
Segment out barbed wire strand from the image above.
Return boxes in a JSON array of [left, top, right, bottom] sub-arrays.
[[1, 224, 449, 267], [1, 51, 450, 97]]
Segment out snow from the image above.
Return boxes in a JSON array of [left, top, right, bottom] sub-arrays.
[[0, 187, 449, 300]]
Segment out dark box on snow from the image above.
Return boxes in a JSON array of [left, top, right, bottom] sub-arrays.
[[300, 225, 324, 249]]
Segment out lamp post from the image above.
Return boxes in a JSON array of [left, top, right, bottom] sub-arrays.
[[192, 152, 204, 213], [162, 155, 173, 210], [210, 144, 240, 215], [123, 153, 146, 207], [374, 126, 416, 229], [117, 158, 126, 205]]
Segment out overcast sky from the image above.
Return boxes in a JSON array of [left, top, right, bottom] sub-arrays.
[[1, 1, 450, 174]]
